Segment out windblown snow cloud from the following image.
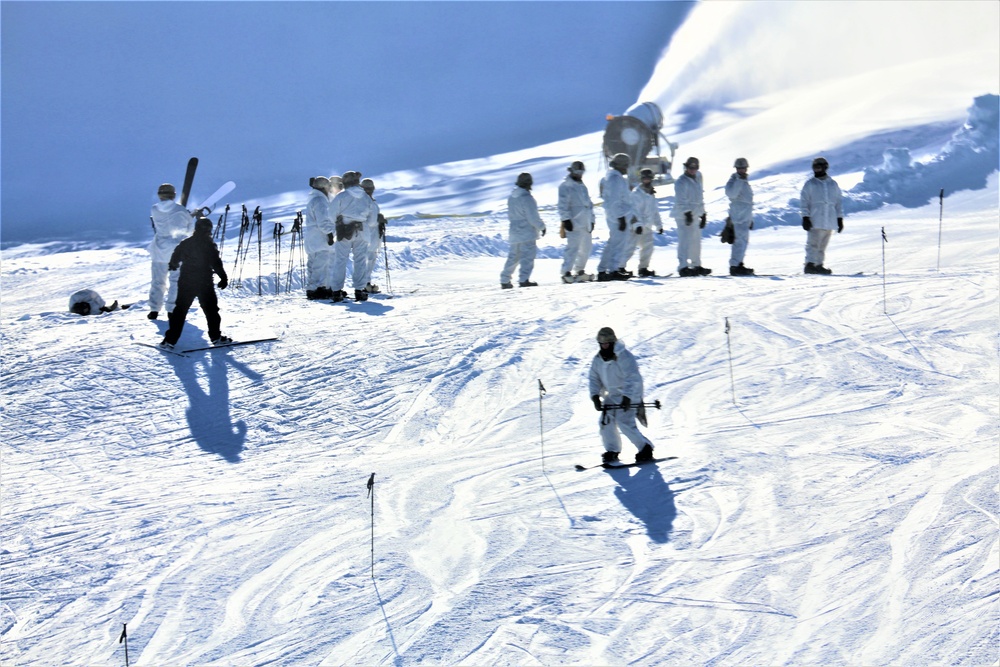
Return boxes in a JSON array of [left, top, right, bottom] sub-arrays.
[[638, 0, 1000, 132]]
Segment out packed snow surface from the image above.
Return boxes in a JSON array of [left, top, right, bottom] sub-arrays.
[[2, 2, 998, 663]]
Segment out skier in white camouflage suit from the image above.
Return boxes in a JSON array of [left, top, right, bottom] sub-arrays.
[[725, 157, 755, 275], [623, 168, 663, 277], [148, 183, 194, 319], [360, 178, 383, 294], [330, 171, 373, 302], [672, 157, 710, 277], [589, 327, 654, 465], [596, 153, 635, 281], [304, 176, 335, 300], [800, 156, 844, 274], [557, 160, 595, 283], [500, 172, 546, 288]]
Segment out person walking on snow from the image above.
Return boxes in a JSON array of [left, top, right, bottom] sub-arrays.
[[361, 178, 383, 294], [304, 176, 336, 300], [623, 168, 664, 277], [148, 183, 194, 319], [590, 327, 654, 465], [159, 217, 230, 349], [596, 153, 636, 281], [672, 157, 710, 277], [725, 157, 755, 275], [800, 156, 844, 274], [500, 172, 546, 288], [330, 171, 374, 302], [558, 160, 595, 283]]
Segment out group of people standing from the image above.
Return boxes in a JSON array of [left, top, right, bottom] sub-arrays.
[[304, 172, 387, 302], [501, 153, 845, 287]]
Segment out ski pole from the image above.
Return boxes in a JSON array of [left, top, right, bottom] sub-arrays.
[[601, 400, 661, 411], [881, 227, 888, 314], [233, 205, 249, 286], [273, 222, 283, 295], [366, 473, 375, 579], [936, 188, 944, 272], [725, 317, 736, 406], [256, 208, 263, 297], [538, 380, 546, 473], [118, 623, 129, 667], [381, 230, 393, 296]]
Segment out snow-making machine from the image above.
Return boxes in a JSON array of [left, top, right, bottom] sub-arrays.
[[602, 101, 678, 185]]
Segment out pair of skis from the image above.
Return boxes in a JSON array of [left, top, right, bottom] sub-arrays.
[[575, 455, 678, 471], [134, 337, 278, 358], [179, 157, 236, 218]]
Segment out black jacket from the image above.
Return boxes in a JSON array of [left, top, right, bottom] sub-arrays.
[[168, 230, 227, 287]]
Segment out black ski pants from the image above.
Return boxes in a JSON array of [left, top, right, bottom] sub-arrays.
[[163, 282, 221, 345]]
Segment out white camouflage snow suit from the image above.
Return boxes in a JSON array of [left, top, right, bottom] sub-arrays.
[[597, 168, 636, 274], [725, 173, 754, 267], [800, 175, 844, 266], [671, 170, 706, 272], [623, 185, 663, 272], [589, 339, 653, 455], [330, 186, 373, 293], [557, 175, 595, 279], [305, 187, 335, 292], [500, 186, 546, 285], [149, 199, 193, 313]]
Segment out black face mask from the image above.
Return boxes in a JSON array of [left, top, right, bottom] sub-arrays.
[[599, 345, 616, 361]]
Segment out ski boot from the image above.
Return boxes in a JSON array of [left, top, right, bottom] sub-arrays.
[[635, 444, 654, 463], [602, 450, 620, 465]]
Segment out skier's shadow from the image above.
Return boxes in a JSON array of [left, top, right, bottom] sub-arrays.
[[605, 464, 677, 543], [162, 329, 261, 462]]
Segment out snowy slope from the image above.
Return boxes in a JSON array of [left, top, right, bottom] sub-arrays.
[[3, 4, 999, 665]]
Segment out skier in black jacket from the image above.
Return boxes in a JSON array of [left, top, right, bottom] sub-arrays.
[[160, 217, 231, 349]]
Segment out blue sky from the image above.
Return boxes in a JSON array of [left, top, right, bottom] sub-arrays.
[[1, 1, 692, 244]]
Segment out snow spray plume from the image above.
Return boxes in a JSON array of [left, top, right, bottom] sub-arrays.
[[638, 1, 999, 132]]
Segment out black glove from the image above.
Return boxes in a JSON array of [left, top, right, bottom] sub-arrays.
[[562, 219, 572, 233], [657, 227, 663, 235], [540, 227, 546, 237], [699, 213, 707, 229], [378, 213, 387, 238], [750, 219, 754, 230], [218, 277, 228, 290], [620, 396, 631, 411], [837, 218, 844, 233], [618, 217, 627, 232], [592, 395, 603, 412], [591, 222, 595, 232], [635, 226, 643, 235], [684, 211, 693, 225], [327, 232, 335, 245], [802, 216, 812, 231]]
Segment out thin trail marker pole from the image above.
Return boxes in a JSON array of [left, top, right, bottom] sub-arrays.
[[936, 188, 944, 272], [882, 227, 888, 314], [119, 623, 129, 667], [538, 380, 547, 473], [725, 318, 736, 406], [366, 473, 375, 579]]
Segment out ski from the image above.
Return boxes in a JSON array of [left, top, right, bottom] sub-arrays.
[[575, 456, 677, 471], [179, 157, 198, 207], [181, 337, 278, 353], [195, 181, 235, 213], [133, 341, 189, 358]]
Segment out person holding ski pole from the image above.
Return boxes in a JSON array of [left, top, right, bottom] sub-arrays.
[[800, 156, 844, 275], [148, 183, 194, 319], [159, 217, 231, 350], [557, 160, 595, 283], [589, 327, 654, 465], [672, 157, 710, 276], [725, 157, 755, 275]]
